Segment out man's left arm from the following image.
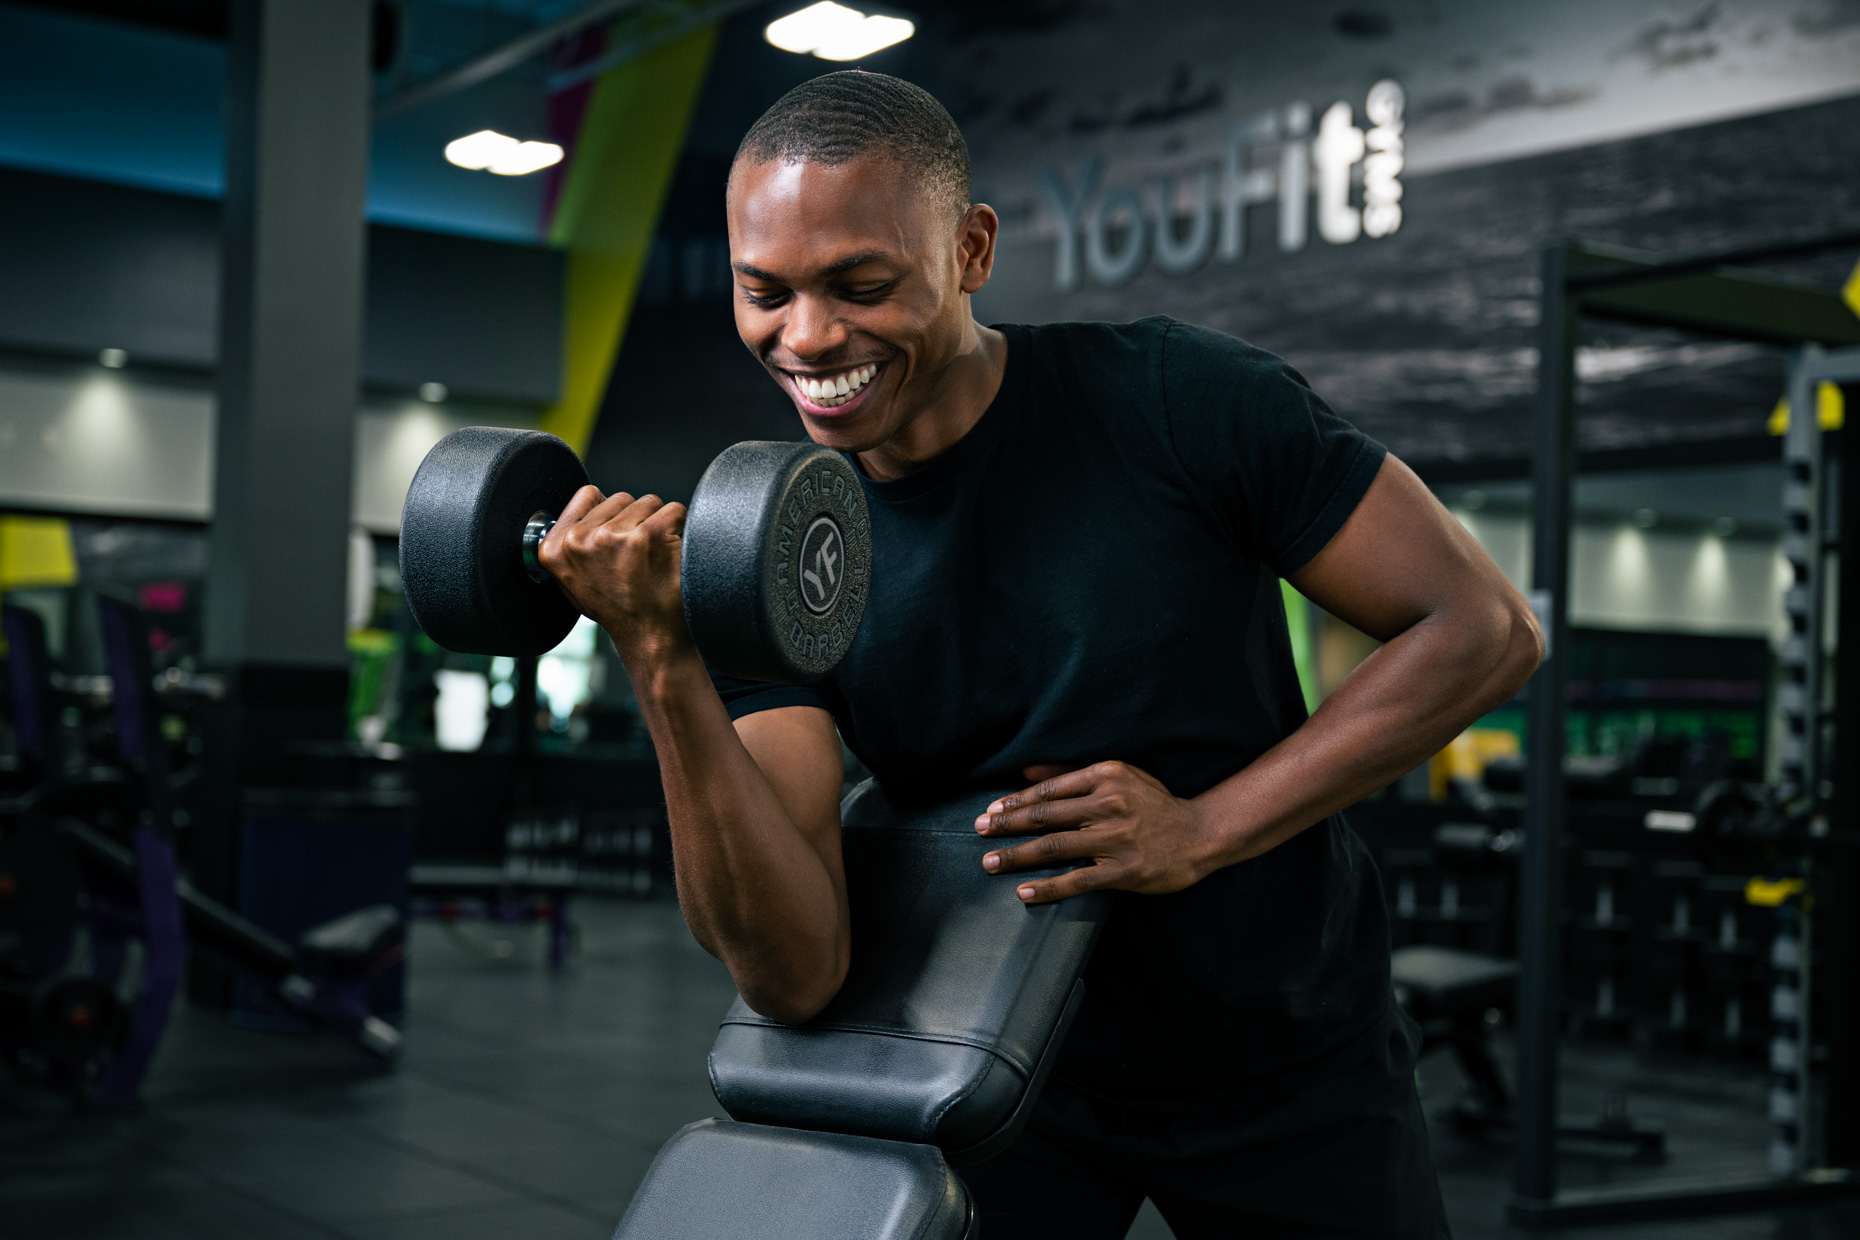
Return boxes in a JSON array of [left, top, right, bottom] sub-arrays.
[[977, 454, 1543, 902]]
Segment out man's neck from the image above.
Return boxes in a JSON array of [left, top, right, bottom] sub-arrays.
[[856, 320, 1008, 482]]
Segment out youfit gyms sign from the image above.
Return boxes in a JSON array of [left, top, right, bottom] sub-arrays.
[[1040, 80, 1405, 291]]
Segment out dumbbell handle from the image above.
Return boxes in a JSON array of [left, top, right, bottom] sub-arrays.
[[522, 511, 556, 583]]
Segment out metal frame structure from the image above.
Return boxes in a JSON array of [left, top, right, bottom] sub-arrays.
[[376, 0, 764, 117], [1513, 236, 1860, 1226]]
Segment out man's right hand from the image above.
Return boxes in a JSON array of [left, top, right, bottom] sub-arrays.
[[537, 484, 851, 1023], [537, 485, 693, 672]]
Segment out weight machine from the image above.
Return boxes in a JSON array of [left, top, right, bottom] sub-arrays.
[[1511, 233, 1860, 1224], [0, 595, 404, 1104]]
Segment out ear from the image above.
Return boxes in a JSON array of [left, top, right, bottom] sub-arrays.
[[957, 203, 999, 295]]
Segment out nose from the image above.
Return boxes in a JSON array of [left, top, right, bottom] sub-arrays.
[[781, 293, 848, 361]]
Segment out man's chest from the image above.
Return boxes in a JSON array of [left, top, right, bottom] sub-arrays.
[[833, 460, 1258, 742]]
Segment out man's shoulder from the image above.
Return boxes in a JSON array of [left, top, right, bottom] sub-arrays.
[[1005, 316, 1289, 387]]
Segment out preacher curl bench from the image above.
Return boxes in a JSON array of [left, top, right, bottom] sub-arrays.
[[612, 778, 1110, 1240]]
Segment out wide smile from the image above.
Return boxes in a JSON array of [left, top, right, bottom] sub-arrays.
[[788, 362, 883, 415]]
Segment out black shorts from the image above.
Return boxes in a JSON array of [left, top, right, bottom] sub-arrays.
[[959, 1022, 1449, 1239]]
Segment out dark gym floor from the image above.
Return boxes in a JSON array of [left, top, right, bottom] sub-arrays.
[[3, 898, 1858, 1240]]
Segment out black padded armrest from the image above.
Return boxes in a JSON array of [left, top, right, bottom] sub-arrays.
[[612, 1119, 974, 1240], [708, 780, 1111, 1162]]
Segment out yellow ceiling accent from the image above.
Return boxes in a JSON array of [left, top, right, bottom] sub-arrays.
[[538, 27, 717, 456]]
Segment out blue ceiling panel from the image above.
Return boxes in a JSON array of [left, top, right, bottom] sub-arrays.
[[0, 3, 552, 245], [0, 6, 226, 197]]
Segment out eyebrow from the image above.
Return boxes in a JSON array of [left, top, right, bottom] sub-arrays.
[[732, 250, 899, 283]]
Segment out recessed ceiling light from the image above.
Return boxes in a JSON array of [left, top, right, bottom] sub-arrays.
[[1632, 508, 1658, 528], [419, 382, 449, 403], [98, 348, 127, 369], [1712, 516, 1737, 537], [766, 2, 914, 60], [444, 130, 564, 176]]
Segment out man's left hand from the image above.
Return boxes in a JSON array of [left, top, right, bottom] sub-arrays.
[[975, 762, 1220, 903]]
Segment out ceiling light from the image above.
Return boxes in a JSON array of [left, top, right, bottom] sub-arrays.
[[444, 130, 564, 176], [766, 2, 863, 51], [419, 382, 449, 403], [1712, 516, 1737, 537], [488, 141, 565, 176], [814, 14, 914, 60], [766, 2, 913, 59], [445, 130, 512, 169], [98, 348, 127, 369], [1632, 508, 1658, 528]]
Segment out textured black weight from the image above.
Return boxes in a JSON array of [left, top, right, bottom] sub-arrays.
[[682, 442, 871, 683], [399, 427, 588, 656]]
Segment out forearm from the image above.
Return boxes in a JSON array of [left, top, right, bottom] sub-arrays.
[[628, 649, 849, 1021], [1194, 595, 1540, 867]]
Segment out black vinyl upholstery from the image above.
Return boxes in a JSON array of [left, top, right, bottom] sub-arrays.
[[708, 779, 1112, 1163], [612, 1119, 975, 1240], [614, 782, 1110, 1237]]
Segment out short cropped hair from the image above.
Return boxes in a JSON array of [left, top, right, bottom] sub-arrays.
[[735, 71, 971, 218]]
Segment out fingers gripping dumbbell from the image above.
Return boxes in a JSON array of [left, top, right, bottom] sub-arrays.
[[397, 428, 871, 682]]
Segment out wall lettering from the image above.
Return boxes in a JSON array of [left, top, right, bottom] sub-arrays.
[[1040, 81, 1404, 291]]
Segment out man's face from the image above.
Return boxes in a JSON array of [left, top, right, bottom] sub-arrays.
[[727, 155, 993, 453]]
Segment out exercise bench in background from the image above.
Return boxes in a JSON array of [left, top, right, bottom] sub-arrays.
[[1392, 822, 1664, 1158]]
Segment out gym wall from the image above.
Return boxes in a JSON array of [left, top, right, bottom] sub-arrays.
[[938, 0, 1860, 470], [1459, 512, 1787, 641], [0, 166, 563, 529], [0, 362, 534, 534], [0, 167, 563, 400]]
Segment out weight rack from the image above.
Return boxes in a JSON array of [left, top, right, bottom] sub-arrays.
[[1512, 235, 1860, 1225]]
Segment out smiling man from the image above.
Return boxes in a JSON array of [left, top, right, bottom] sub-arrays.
[[542, 72, 1539, 1238]]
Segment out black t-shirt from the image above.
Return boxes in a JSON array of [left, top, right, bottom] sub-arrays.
[[713, 317, 1393, 1110]]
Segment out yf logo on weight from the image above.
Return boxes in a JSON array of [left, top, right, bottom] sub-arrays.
[[798, 517, 843, 614]]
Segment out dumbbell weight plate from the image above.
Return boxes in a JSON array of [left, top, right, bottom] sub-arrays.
[[683, 442, 871, 683], [400, 427, 588, 656]]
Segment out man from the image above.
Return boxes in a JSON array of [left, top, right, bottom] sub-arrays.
[[542, 71, 1539, 1237]]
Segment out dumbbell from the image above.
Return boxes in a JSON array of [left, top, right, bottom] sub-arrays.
[[398, 428, 870, 683]]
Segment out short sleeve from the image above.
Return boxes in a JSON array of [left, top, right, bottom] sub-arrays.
[[1159, 321, 1386, 576], [709, 668, 831, 721]]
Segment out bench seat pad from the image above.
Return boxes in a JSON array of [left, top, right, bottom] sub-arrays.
[[611, 1119, 974, 1240]]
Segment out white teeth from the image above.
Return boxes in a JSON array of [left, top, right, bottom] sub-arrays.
[[797, 363, 878, 406]]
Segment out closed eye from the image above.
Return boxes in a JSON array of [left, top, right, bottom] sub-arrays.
[[740, 287, 790, 308], [839, 277, 901, 302]]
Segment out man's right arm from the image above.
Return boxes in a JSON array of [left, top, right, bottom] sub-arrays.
[[539, 485, 850, 1023]]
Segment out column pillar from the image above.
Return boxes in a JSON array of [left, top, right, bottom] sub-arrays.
[[193, 0, 373, 972]]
